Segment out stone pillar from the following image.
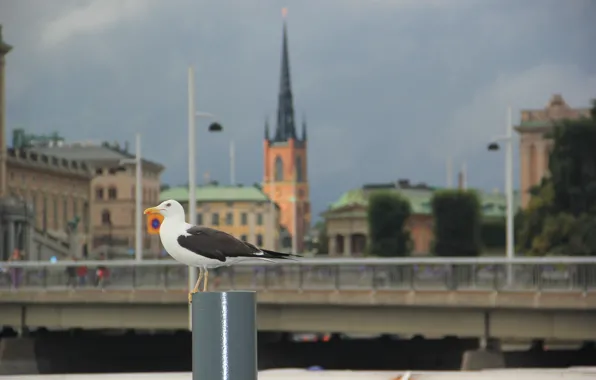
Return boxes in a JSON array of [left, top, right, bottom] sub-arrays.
[[328, 234, 336, 255], [24, 222, 32, 257], [460, 348, 505, 371], [344, 234, 352, 256], [0, 337, 39, 375], [68, 231, 79, 258], [7, 218, 15, 255]]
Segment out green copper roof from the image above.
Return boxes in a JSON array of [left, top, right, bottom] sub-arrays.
[[160, 185, 274, 203], [326, 187, 521, 219]]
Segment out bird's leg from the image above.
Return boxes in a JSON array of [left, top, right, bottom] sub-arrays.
[[188, 267, 204, 304], [203, 269, 209, 292]]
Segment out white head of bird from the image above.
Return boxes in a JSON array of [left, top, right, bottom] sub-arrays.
[[144, 200, 185, 221]]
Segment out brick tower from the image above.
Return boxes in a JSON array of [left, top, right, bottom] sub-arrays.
[[262, 11, 311, 253]]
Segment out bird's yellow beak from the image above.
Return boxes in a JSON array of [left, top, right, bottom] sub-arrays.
[[144, 207, 162, 215]]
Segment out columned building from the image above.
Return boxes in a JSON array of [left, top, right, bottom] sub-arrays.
[[515, 94, 591, 208], [261, 15, 311, 253]]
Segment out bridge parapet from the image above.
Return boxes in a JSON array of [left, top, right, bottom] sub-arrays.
[[0, 257, 595, 294]]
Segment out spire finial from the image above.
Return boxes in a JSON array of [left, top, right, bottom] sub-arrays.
[[282, 7, 288, 19], [302, 112, 307, 141]]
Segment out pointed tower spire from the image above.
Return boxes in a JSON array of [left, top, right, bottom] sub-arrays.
[[273, 8, 297, 142], [301, 112, 307, 141], [264, 116, 270, 141]]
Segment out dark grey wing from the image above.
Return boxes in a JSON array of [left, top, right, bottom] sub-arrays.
[[176, 226, 261, 262]]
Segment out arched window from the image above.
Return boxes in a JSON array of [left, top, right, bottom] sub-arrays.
[[101, 209, 111, 225], [274, 156, 284, 181], [295, 155, 303, 182]]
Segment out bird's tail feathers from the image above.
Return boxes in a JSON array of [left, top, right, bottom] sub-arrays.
[[260, 249, 302, 260]]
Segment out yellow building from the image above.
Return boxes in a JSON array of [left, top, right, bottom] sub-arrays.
[[159, 184, 281, 250]]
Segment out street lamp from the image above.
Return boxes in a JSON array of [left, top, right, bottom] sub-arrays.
[[119, 133, 142, 262], [187, 66, 224, 330], [487, 106, 514, 285]]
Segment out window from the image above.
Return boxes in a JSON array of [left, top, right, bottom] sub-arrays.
[[274, 156, 284, 181], [240, 234, 247, 242], [197, 213, 203, 225], [101, 210, 111, 225], [83, 201, 89, 232], [96, 187, 104, 200], [256, 234, 263, 246], [257, 213, 263, 226], [241, 212, 248, 225], [226, 212, 234, 225], [108, 187, 117, 200], [211, 213, 220, 226]]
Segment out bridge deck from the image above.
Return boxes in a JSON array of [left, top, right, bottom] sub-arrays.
[[1, 288, 595, 310]]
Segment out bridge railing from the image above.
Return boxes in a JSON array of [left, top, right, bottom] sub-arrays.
[[1, 257, 595, 292]]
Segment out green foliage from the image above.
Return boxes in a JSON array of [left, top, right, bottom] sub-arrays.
[[480, 220, 506, 248], [367, 191, 412, 257], [315, 222, 329, 255], [517, 99, 596, 256], [431, 189, 482, 256]]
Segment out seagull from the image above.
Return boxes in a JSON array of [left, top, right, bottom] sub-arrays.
[[144, 199, 300, 303]]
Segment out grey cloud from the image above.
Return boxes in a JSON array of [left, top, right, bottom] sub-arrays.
[[1, 0, 595, 220]]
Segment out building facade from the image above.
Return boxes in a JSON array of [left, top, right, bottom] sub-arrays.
[[261, 17, 311, 253], [516, 94, 592, 208], [160, 184, 281, 250], [0, 28, 93, 259], [323, 180, 520, 256], [31, 140, 164, 255]]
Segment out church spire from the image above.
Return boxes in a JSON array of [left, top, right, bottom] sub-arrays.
[[273, 8, 297, 142], [264, 116, 270, 140], [301, 112, 307, 141]]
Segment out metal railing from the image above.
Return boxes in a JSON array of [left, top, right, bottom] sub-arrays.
[[1, 257, 595, 293]]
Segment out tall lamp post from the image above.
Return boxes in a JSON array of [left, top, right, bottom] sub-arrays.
[[188, 65, 224, 329], [119, 133, 142, 261], [487, 106, 515, 285]]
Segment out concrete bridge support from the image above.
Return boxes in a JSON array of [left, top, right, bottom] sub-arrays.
[[460, 311, 505, 370]]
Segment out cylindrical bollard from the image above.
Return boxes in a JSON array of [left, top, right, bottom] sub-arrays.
[[192, 291, 257, 380]]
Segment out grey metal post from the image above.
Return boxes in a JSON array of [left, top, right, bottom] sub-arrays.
[[192, 291, 257, 380]]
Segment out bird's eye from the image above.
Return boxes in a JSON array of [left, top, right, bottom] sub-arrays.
[[166, 203, 171, 207]]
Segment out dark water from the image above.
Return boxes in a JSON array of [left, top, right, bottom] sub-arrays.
[[1, 329, 595, 374]]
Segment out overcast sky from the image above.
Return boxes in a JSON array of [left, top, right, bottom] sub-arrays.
[[1, 0, 595, 220]]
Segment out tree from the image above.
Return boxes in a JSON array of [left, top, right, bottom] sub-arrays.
[[367, 191, 412, 257], [314, 221, 329, 255], [517, 99, 596, 256], [480, 220, 506, 249], [431, 189, 482, 256]]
